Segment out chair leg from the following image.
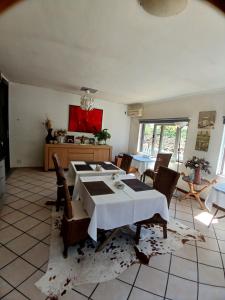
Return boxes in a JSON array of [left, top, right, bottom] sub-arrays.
[[135, 224, 141, 245], [163, 224, 167, 239], [63, 244, 68, 258]]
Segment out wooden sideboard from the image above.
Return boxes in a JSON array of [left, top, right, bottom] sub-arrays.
[[44, 144, 112, 171]]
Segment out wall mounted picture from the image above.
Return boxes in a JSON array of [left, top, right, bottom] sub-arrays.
[[195, 130, 211, 152], [198, 111, 216, 129], [68, 105, 103, 133]]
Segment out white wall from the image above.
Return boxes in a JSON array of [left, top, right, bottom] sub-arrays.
[[128, 91, 225, 193], [9, 83, 130, 167]]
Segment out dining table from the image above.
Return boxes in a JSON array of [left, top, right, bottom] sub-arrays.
[[131, 155, 155, 175], [74, 174, 169, 242], [67, 161, 126, 199]]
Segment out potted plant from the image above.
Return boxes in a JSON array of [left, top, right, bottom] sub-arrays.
[[94, 129, 111, 145], [185, 156, 211, 184]]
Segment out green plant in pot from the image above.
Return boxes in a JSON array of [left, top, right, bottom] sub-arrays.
[[94, 129, 111, 145]]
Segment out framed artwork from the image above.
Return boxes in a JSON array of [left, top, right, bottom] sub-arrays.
[[68, 105, 103, 133], [65, 135, 74, 143], [195, 130, 210, 152], [198, 111, 216, 129]]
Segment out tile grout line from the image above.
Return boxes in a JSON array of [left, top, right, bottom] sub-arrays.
[[190, 197, 199, 300], [163, 253, 172, 300], [126, 263, 142, 300]]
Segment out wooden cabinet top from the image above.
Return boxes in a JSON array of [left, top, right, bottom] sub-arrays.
[[45, 143, 112, 149]]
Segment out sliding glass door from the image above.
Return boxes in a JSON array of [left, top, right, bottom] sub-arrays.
[[139, 122, 188, 162]]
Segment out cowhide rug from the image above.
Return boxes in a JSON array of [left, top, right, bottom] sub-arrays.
[[36, 210, 205, 299]]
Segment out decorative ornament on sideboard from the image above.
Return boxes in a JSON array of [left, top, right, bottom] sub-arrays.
[[54, 129, 67, 144], [44, 118, 54, 144], [185, 156, 211, 185]]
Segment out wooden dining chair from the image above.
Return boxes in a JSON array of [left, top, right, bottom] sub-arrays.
[[61, 180, 90, 258], [135, 166, 180, 244], [120, 154, 133, 174], [141, 153, 172, 183], [52, 153, 74, 211], [51, 153, 67, 211]]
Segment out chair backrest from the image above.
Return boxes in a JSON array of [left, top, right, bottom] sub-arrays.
[[154, 153, 172, 172], [63, 180, 73, 219], [153, 166, 180, 207], [52, 153, 65, 186], [52, 153, 61, 170], [120, 154, 133, 173]]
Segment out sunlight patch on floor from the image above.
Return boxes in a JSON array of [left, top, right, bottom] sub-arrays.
[[194, 211, 218, 226]]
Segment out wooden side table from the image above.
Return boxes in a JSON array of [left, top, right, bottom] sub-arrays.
[[180, 172, 216, 209]]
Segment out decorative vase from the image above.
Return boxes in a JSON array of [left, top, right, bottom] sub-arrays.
[[194, 167, 201, 184], [45, 129, 53, 144], [57, 136, 65, 143]]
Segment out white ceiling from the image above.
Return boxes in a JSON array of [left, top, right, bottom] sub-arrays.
[[0, 0, 225, 104]]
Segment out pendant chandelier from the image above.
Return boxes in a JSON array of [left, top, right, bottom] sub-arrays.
[[139, 0, 188, 17], [80, 90, 94, 111]]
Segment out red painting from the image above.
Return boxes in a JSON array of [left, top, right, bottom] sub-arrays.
[[68, 105, 103, 133]]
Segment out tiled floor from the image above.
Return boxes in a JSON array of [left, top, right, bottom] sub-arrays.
[[0, 168, 225, 300]]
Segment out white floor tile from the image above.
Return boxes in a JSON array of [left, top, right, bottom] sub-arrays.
[[148, 253, 171, 272], [135, 265, 167, 297], [0, 277, 13, 298], [166, 275, 197, 300], [129, 287, 163, 300], [197, 236, 219, 252], [173, 244, 197, 261], [6, 233, 38, 255], [0, 226, 23, 244], [27, 222, 51, 240], [198, 264, 225, 287], [117, 263, 140, 284], [170, 256, 197, 281], [198, 283, 225, 300], [0, 246, 17, 269], [2, 289, 28, 300], [17, 270, 46, 300], [197, 247, 223, 268], [22, 242, 49, 267], [92, 279, 131, 300], [1, 258, 36, 286]]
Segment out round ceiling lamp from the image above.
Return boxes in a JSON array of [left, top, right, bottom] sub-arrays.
[[139, 0, 188, 17]]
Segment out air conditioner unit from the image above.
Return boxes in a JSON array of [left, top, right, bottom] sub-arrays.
[[127, 104, 143, 117]]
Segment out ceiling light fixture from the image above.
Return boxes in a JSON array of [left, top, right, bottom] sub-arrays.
[[139, 0, 188, 17], [80, 89, 94, 111]]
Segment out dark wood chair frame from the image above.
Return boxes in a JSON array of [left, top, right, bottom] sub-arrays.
[[135, 166, 180, 244], [61, 181, 90, 258], [120, 154, 133, 174], [141, 153, 172, 183]]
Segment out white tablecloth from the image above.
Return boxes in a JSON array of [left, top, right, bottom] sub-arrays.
[[205, 183, 225, 211], [76, 174, 169, 241], [67, 161, 126, 198], [131, 155, 155, 175]]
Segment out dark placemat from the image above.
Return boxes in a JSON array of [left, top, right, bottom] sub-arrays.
[[121, 179, 153, 192], [83, 181, 115, 196], [101, 163, 119, 171], [74, 164, 93, 171]]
